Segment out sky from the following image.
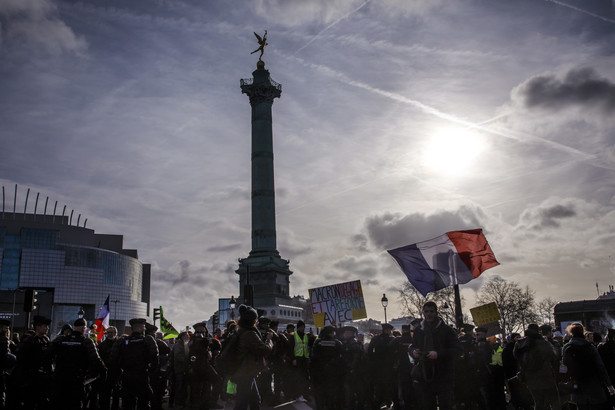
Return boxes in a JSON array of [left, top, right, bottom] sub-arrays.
[[1, 0, 615, 327]]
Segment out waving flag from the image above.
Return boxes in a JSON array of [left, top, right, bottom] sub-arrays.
[[159, 306, 180, 340], [94, 295, 110, 341], [388, 229, 499, 296]]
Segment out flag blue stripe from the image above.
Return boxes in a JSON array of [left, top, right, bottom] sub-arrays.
[[388, 244, 441, 296]]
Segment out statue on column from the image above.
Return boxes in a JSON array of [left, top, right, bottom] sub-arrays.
[[251, 30, 268, 61]]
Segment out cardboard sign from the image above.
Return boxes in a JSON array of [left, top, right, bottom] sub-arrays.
[[309, 280, 367, 328], [470, 302, 501, 326]]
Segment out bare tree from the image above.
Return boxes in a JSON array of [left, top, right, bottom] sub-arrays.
[[398, 281, 460, 326], [476, 277, 538, 334], [536, 297, 557, 327]]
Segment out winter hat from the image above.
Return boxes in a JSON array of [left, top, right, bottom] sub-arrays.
[[239, 304, 258, 322]]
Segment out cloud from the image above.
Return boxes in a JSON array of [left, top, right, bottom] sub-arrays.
[[0, 0, 87, 54], [363, 205, 486, 250], [513, 68, 615, 115]]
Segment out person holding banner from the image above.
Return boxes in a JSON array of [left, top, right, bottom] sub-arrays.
[[410, 301, 461, 410]]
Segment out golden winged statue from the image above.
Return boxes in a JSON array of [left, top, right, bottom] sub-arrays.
[[251, 30, 268, 61]]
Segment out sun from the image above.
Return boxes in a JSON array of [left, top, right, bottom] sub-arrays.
[[422, 127, 484, 176]]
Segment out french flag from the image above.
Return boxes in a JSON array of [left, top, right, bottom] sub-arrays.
[[388, 229, 499, 296], [94, 295, 110, 341]]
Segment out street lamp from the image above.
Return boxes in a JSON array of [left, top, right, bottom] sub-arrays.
[[381, 293, 388, 324], [78, 306, 85, 320]]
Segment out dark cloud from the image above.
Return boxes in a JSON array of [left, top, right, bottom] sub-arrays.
[[206, 243, 242, 253], [365, 206, 484, 250], [516, 68, 615, 114], [518, 202, 576, 230]]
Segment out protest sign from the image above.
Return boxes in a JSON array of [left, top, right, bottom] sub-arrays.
[[309, 280, 367, 328]]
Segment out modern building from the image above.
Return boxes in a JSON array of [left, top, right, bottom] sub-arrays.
[[0, 188, 151, 336]]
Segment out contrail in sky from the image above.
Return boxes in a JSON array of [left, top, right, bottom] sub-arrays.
[[294, 0, 371, 55], [298, 58, 597, 163], [545, 0, 615, 24]]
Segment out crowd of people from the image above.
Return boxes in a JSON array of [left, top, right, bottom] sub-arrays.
[[1, 301, 615, 410]]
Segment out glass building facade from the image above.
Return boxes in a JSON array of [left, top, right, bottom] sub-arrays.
[[0, 214, 151, 336]]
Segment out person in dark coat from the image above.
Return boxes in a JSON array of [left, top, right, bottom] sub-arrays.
[[502, 333, 533, 410], [48, 318, 107, 410], [188, 321, 221, 410], [232, 304, 273, 410], [310, 326, 343, 410], [109, 317, 159, 410], [98, 326, 120, 410], [341, 325, 367, 410], [455, 324, 482, 409], [563, 322, 615, 410], [368, 323, 396, 410], [513, 323, 560, 410], [146, 323, 171, 410], [598, 329, 615, 390], [169, 331, 190, 408], [474, 327, 494, 409], [389, 324, 414, 410], [409, 301, 461, 410], [14, 315, 53, 409]]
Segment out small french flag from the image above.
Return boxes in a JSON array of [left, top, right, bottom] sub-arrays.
[[94, 295, 110, 341]]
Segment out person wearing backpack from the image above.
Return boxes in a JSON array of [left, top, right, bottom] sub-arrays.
[[233, 304, 273, 410]]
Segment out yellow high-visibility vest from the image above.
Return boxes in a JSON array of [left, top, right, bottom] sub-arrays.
[[294, 332, 309, 358], [491, 345, 503, 366]]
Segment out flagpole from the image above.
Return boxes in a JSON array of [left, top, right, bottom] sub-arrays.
[[448, 250, 463, 329]]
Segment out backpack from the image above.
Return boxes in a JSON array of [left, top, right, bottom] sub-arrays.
[[215, 332, 241, 377]]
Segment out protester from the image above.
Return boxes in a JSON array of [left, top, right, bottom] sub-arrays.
[[563, 322, 615, 410], [233, 304, 273, 410], [410, 301, 461, 410], [513, 323, 560, 410]]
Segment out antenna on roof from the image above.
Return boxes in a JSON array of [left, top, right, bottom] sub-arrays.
[[62, 206, 66, 224], [13, 184, 17, 220], [69, 209, 74, 225], [77, 214, 81, 227], [2, 186, 4, 219], [24, 188, 30, 221], [597, 282, 600, 297], [84, 218, 88, 228], [34, 193, 39, 221], [43, 197, 49, 221], [52, 201, 58, 223]]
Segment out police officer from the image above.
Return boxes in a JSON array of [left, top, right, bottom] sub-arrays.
[[145, 323, 170, 410], [14, 315, 52, 409], [48, 317, 107, 409], [98, 326, 120, 410], [310, 326, 343, 410], [368, 323, 395, 410], [389, 324, 414, 410], [188, 321, 221, 410], [341, 325, 366, 410], [110, 318, 159, 410]]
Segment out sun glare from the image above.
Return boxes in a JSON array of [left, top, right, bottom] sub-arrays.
[[422, 128, 484, 176]]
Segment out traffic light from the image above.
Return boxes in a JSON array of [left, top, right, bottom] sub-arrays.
[[24, 289, 38, 312], [213, 312, 219, 328], [153, 308, 160, 324]]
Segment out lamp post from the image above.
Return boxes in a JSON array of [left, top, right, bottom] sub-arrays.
[[381, 293, 389, 324], [78, 306, 85, 320], [229, 296, 236, 321], [112, 300, 120, 325]]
